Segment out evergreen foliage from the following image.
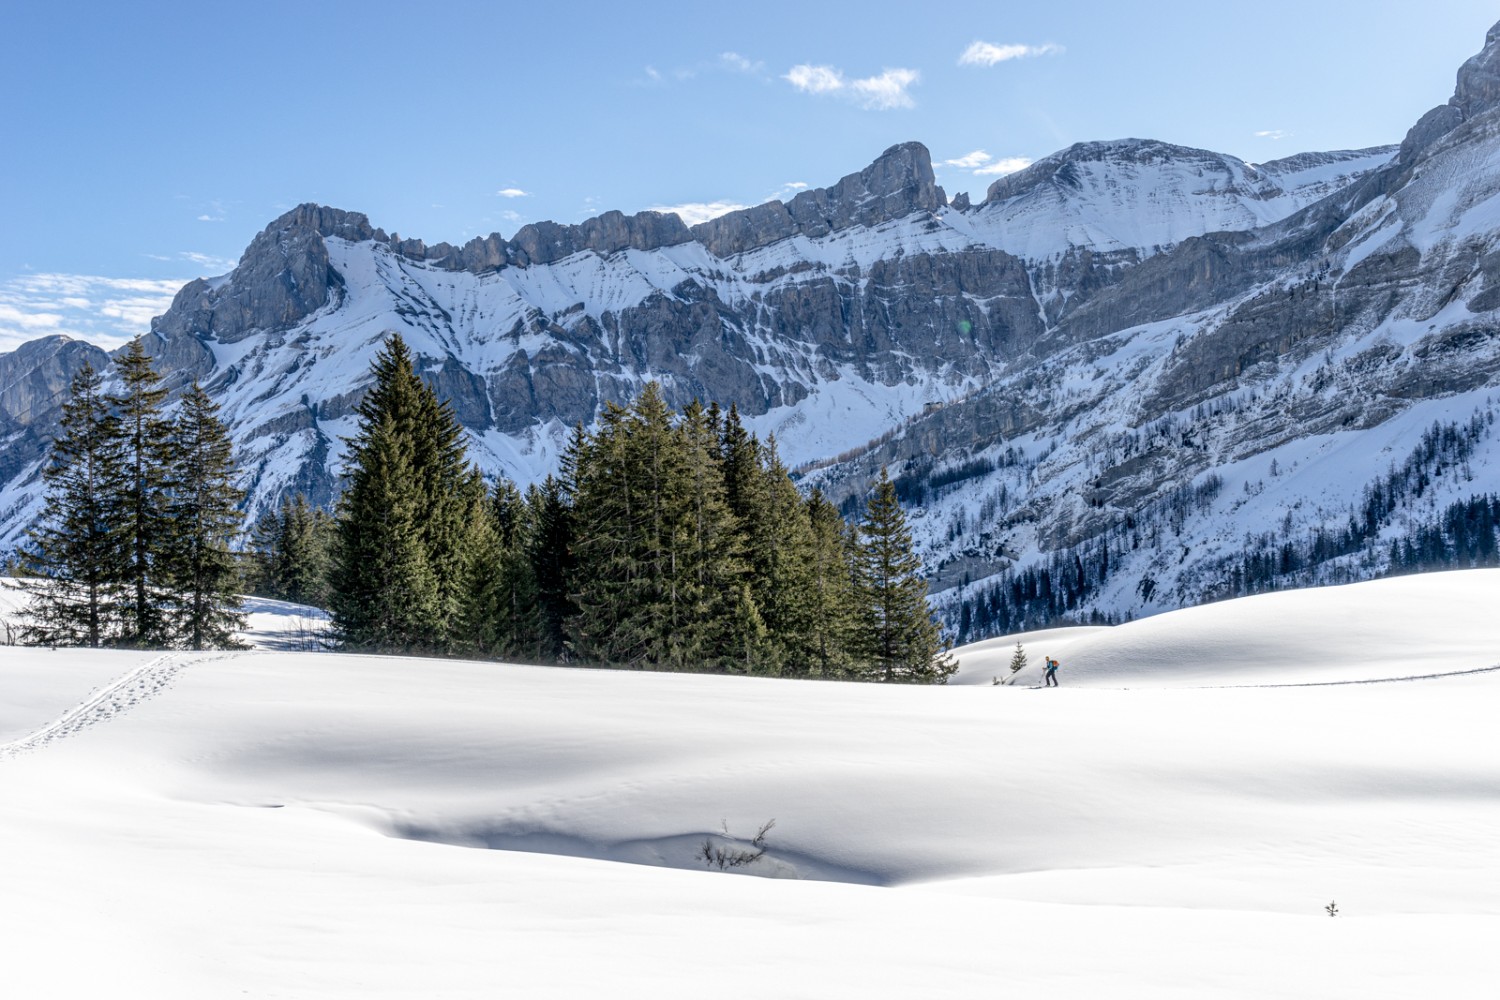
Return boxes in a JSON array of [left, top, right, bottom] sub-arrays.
[[109, 337, 176, 646], [329, 334, 484, 653], [853, 470, 956, 683], [15, 363, 130, 647], [17, 349, 248, 650], [449, 384, 948, 681], [249, 494, 336, 607], [163, 383, 247, 649]]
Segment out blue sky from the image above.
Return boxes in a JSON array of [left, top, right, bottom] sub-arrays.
[[2, 0, 1496, 351]]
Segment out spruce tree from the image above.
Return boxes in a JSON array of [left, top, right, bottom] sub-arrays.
[[331, 335, 452, 651], [800, 488, 859, 677], [15, 363, 130, 647], [332, 410, 440, 650], [109, 337, 175, 646], [459, 478, 542, 659], [675, 400, 758, 671], [277, 495, 336, 607], [164, 382, 247, 649], [750, 438, 819, 675], [854, 469, 956, 683], [527, 475, 576, 662]]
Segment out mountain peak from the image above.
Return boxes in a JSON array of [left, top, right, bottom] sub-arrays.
[[690, 141, 940, 257], [1451, 18, 1500, 120]]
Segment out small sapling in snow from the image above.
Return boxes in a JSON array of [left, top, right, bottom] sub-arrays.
[[1325, 900, 1338, 917], [1008, 642, 1027, 682]]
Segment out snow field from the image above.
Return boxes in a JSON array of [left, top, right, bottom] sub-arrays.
[[1, 571, 1498, 996]]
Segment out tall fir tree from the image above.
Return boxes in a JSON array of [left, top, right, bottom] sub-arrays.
[[109, 337, 176, 646], [527, 474, 576, 662], [854, 469, 956, 683], [279, 495, 335, 607], [675, 400, 760, 671], [458, 478, 543, 659], [15, 363, 130, 647], [332, 409, 441, 650], [749, 438, 819, 675], [800, 488, 860, 677], [163, 382, 247, 649], [330, 335, 462, 651]]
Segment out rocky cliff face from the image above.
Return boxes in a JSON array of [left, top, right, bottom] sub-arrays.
[[0, 336, 110, 501], [3, 21, 1499, 637], [804, 19, 1500, 627]]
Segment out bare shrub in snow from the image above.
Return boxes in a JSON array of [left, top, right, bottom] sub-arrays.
[[698, 819, 775, 871]]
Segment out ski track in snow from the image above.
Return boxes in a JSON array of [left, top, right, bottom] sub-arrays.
[[1195, 663, 1500, 690], [0, 651, 237, 761]]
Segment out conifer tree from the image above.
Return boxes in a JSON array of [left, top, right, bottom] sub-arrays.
[[800, 488, 860, 677], [412, 383, 478, 640], [854, 469, 956, 683], [15, 363, 130, 647], [109, 337, 175, 646], [527, 475, 575, 661], [331, 335, 460, 651], [332, 410, 441, 650], [675, 400, 758, 670], [163, 382, 246, 649], [459, 478, 542, 659], [750, 438, 819, 674], [273, 494, 336, 607]]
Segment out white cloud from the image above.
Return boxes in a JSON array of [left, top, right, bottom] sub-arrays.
[[497, 188, 530, 198], [784, 64, 845, 95], [943, 150, 994, 169], [644, 66, 662, 83], [958, 41, 1063, 66], [197, 214, 223, 222], [850, 68, 919, 110], [786, 181, 808, 190], [784, 64, 920, 110], [1255, 129, 1291, 140], [646, 201, 749, 226], [973, 156, 1034, 176], [0, 273, 190, 353]]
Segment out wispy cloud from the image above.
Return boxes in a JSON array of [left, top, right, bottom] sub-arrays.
[[0, 273, 191, 353], [943, 150, 994, 169], [784, 64, 920, 110], [497, 188, 530, 198], [646, 201, 749, 226], [719, 51, 764, 75], [974, 156, 1034, 176], [765, 180, 810, 202], [194, 198, 229, 223], [939, 151, 1034, 177], [178, 251, 237, 271], [1255, 129, 1291, 140], [958, 41, 1063, 66]]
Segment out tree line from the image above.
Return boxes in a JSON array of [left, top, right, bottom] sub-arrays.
[[12, 339, 245, 648], [56, 333, 953, 681], [313, 334, 954, 681]]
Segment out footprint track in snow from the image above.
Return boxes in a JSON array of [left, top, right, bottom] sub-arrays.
[[0, 651, 241, 761]]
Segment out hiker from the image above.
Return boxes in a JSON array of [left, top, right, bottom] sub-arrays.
[[1044, 656, 1060, 687]]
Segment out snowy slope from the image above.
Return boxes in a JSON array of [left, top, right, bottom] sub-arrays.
[[1, 571, 1498, 997], [968, 139, 1396, 262]]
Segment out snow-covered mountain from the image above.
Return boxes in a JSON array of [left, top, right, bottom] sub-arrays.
[[4, 20, 1500, 635], [810, 19, 1500, 631]]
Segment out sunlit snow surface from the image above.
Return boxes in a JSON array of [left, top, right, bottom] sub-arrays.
[[1, 571, 1498, 996]]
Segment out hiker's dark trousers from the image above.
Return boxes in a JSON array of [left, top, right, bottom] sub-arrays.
[[1045, 673, 1058, 687]]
